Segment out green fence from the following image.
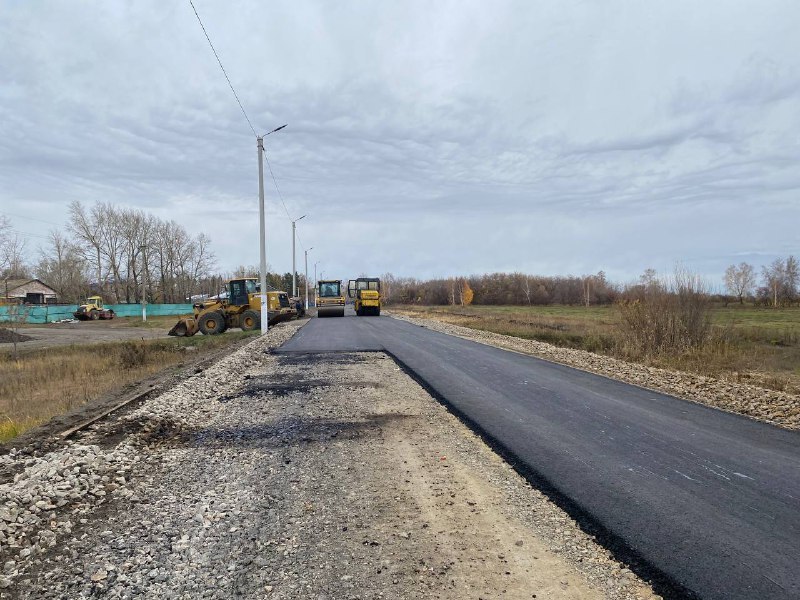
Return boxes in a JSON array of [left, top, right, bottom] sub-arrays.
[[0, 303, 193, 324]]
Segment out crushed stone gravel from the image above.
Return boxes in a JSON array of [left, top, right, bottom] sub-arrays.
[[0, 319, 660, 599]]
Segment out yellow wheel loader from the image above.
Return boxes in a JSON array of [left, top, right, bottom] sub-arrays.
[[168, 278, 295, 337], [316, 279, 346, 317], [347, 278, 381, 316]]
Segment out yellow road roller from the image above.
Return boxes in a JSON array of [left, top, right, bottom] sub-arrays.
[[316, 279, 346, 317], [347, 277, 381, 316]]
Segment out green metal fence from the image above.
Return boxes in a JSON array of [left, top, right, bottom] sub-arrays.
[[0, 304, 193, 324]]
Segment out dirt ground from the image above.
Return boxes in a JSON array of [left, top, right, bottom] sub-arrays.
[[1, 322, 658, 599], [0, 321, 170, 352]]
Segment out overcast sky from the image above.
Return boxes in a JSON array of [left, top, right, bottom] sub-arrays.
[[1, 0, 798, 286]]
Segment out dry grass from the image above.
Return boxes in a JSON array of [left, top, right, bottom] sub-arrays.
[[392, 304, 800, 394], [0, 331, 257, 442]]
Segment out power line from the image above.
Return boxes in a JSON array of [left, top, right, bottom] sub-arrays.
[[11, 229, 51, 241], [263, 151, 306, 250], [0, 211, 60, 226], [262, 152, 292, 221], [189, 0, 257, 137], [187, 1, 305, 250]]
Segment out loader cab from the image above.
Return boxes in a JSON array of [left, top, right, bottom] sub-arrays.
[[229, 278, 258, 307]]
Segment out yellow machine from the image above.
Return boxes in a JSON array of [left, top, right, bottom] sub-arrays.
[[347, 277, 381, 316], [74, 296, 116, 320], [316, 279, 346, 318], [168, 278, 295, 336]]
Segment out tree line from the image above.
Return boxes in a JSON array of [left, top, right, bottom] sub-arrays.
[[1, 205, 313, 305], [4, 203, 217, 304], [382, 258, 800, 308], [381, 271, 619, 306]]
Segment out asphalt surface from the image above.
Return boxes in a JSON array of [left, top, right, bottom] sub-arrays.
[[278, 311, 800, 600]]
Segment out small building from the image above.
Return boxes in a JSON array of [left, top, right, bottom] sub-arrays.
[[1, 278, 59, 304]]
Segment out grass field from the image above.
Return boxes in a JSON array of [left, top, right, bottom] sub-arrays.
[[0, 330, 257, 442], [393, 304, 800, 394]]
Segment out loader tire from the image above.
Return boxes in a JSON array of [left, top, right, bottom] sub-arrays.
[[199, 311, 226, 335], [90, 310, 99, 320], [241, 310, 260, 331]]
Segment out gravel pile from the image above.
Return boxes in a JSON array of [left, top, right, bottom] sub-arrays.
[[0, 328, 31, 344], [389, 313, 800, 431], [0, 443, 137, 589]]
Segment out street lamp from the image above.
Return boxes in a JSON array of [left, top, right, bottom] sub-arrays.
[[291, 215, 306, 298], [304, 247, 313, 311], [257, 123, 287, 334], [313, 261, 320, 308]]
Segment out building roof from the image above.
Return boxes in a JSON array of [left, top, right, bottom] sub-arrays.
[[2, 278, 58, 295]]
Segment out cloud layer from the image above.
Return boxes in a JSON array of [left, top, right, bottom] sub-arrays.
[[1, 0, 798, 285]]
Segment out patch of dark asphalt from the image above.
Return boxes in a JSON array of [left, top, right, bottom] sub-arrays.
[[191, 413, 411, 450], [384, 348, 699, 600]]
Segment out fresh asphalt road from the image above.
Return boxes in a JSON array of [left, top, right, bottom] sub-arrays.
[[278, 312, 800, 600]]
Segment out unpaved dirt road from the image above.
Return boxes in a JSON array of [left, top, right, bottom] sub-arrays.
[[0, 321, 169, 352], [0, 321, 656, 599]]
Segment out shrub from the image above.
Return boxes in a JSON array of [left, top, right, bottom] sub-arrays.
[[617, 269, 711, 357], [119, 341, 149, 368]]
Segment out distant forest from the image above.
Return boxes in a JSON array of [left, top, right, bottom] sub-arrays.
[[381, 258, 799, 308]]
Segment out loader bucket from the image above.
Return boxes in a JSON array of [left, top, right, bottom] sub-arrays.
[[168, 317, 198, 337]]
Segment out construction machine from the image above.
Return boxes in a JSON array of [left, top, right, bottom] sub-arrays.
[[168, 278, 295, 336], [347, 278, 381, 316], [74, 296, 116, 321], [316, 279, 346, 317]]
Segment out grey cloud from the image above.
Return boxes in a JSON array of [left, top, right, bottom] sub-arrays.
[[1, 0, 798, 282]]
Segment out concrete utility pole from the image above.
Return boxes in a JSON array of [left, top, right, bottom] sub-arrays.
[[314, 261, 320, 294], [304, 248, 313, 311], [291, 215, 306, 297], [257, 135, 268, 334], [257, 124, 287, 334], [139, 245, 148, 322]]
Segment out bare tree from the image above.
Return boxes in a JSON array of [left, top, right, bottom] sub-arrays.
[[583, 275, 593, 307], [0, 216, 29, 279], [786, 255, 799, 304], [761, 259, 786, 308], [0, 234, 28, 279], [724, 262, 756, 304], [639, 268, 659, 289], [522, 275, 532, 306], [67, 201, 216, 304], [68, 201, 105, 293], [35, 231, 87, 303]]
